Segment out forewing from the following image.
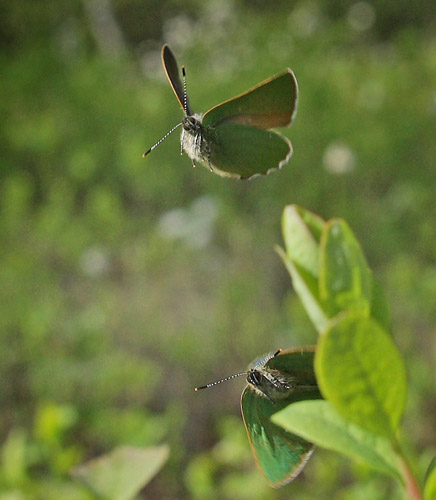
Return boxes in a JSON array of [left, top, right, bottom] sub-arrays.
[[241, 387, 314, 487], [203, 69, 298, 129], [161, 44, 193, 115], [202, 122, 292, 179], [266, 347, 320, 392]]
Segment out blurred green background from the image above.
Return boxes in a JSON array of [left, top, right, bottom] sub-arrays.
[[1, 0, 435, 498]]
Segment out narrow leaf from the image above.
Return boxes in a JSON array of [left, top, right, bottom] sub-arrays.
[[71, 445, 169, 500], [281, 205, 324, 279], [315, 313, 407, 440], [272, 400, 401, 480], [276, 246, 329, 334]]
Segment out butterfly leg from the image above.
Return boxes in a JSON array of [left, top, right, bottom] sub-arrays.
[[180, 130, 185, 155], [260, 389, 276, 404], [269, 372, 294, 392], [206, 152, 213, 172], [194, 132, 201, 152], [202, 140, 214, 173]]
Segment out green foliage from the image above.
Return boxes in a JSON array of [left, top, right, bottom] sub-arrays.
[[424, 457, 436, 500], [319, 219, 373, 317], [71, 445, 169, 500], [277, 206, 328, 333], [279, 206, 392, 333], [1, 0, 435, 498], [316, 314, 407, 439], [275, 204, 424, 498], [272, 400, 400, 480]]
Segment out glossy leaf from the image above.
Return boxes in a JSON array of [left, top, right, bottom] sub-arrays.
[[272, 400, 401, 480], [315, 313, 407, 439], [71, 445, 169, 500], [282, 205, 324, 279], [276, 249, 329, 334], [319, 219, 373, 317], [279, 206, 328, 333]]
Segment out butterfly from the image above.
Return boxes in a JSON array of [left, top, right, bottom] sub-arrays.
[[195, 346, 321, 487], [144, 44, 299, 179]]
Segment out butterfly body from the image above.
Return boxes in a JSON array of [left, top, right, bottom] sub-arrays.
[[247, 367, 309, 402], [246, 348, 319, 402], [180, 113, 211, 166], [145, 45, 299, 179]]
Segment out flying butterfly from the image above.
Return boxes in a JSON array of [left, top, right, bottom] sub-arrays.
[[195, 347, 321, 487], [144, 45, 299, 179]]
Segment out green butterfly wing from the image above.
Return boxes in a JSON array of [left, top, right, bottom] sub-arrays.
[[266, 347, 319, 389], [202, 69, 298, 129], [241, 387, 314, 487], [161, 44, 193, 116], [199, 122, 292, 179], [241, 346, 322, 486]]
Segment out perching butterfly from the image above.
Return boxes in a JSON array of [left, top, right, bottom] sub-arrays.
[[195, 347, 321, 487]]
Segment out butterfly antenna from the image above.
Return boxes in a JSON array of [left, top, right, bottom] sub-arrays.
[[182, 65, 188, 115], [195, 372, 247, 391], [143, 122, 182, 157]]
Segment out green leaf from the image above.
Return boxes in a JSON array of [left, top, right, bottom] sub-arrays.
[[71, 445, 169, 500], [319, 219, 373, 317], [370, 277, 391, 333], [279, 205, 328, 333], [2, 428, 27, 484], [424, 456, 436, 500], [315, 313, 407, 440], [271, 400, 401, 480], [276, 246, 329, 334], [281, 205, 324, 279]]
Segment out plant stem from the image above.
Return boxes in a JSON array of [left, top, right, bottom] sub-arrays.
[[401, 457, 424, 500], [393, 442, 424, 500]]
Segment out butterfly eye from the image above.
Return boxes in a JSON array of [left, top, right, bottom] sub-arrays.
[[247, 370, 263, 386], [182, 115, 198, 131]]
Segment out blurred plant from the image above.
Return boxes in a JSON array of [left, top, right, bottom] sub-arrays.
[[1, 1, 435, 498], [71, 445, 169, 500], [272, 205, 434, 500], [0, 403, 85, 499], [0, 403, 169, 500]]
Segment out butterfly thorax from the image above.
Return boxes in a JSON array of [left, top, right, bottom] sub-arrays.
[[182, 114, 202, 133], [181, 113, 213, 165], [247, 368, 316, 403]]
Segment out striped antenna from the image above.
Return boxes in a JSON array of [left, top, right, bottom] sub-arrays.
[[181, 65, 188, 115], [143, 122, 182, 157], [195, 371, 247, 391]]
